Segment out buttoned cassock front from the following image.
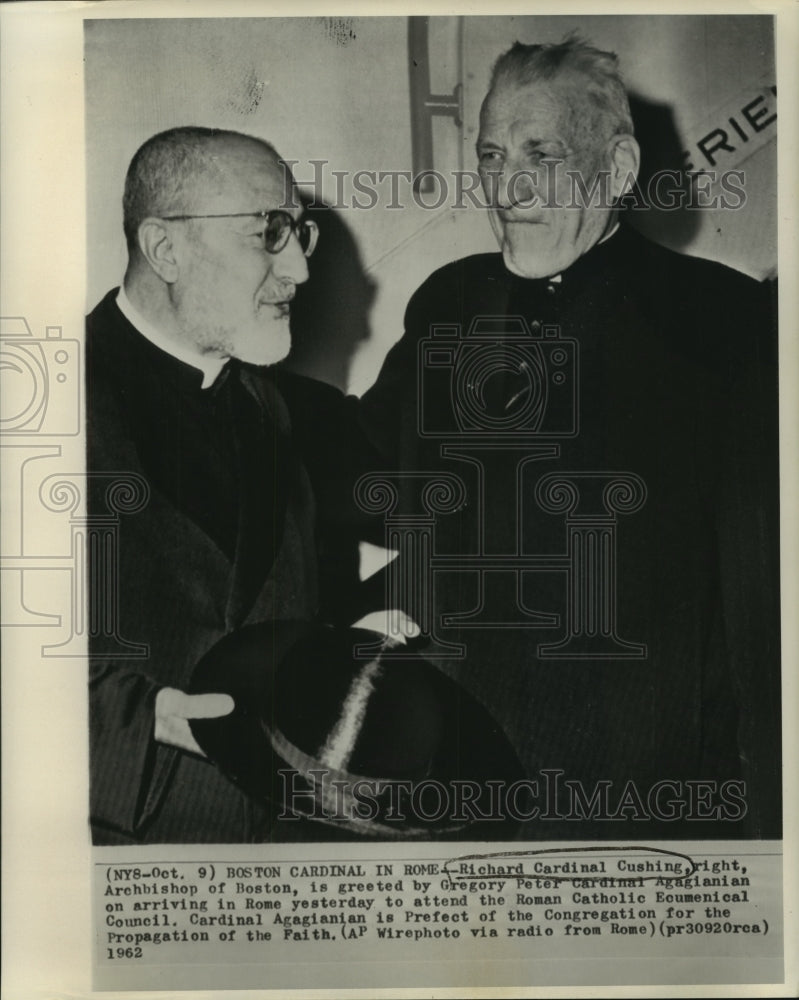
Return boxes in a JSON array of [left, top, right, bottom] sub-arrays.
[[360, 225, 781, 838]]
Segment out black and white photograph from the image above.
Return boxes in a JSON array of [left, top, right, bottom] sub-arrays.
[[1, 2, 796, 997], [85, 11, 782, 847]]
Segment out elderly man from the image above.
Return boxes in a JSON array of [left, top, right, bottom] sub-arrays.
[[361, 38, 780, 836], [88, 127, 376, 843]]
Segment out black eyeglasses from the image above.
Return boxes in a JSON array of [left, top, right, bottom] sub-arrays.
[[160, 209, 319, 257]]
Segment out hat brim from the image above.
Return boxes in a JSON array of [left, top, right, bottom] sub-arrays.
[[189, 621, 523, 839]]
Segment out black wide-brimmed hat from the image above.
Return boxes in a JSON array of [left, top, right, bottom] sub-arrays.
[[189, 621, 523, 839]]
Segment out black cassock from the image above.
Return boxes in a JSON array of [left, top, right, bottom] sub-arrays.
[[87, 292, 328, 844], [359, 224, 781, 838]]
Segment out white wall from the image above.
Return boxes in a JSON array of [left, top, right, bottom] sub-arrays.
[[85, 15, 776, 394]]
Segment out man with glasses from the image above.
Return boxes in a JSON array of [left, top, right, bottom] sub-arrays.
[[87, 127, 350, 843]]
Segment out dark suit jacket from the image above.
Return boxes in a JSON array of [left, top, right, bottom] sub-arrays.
[[360, 224, 780, 837], [87, 291, 323, 843]]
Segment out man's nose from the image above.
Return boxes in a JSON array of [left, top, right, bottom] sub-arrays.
[[495, 159, 540, 208], [272, 230, 310, 286]]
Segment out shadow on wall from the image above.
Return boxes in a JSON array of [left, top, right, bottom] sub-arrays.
[[623, 92, 700, 250], [283, 197, 376, 393]]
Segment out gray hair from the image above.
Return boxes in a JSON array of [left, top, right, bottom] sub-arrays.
[[122, 126, 279, 252], [487, 35, 634, 140]]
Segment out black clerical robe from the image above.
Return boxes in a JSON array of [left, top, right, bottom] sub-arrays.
[[87, 291, 320, 843], [360, 224, 780, 837]]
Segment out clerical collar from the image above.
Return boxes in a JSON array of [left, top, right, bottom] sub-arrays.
[[600, 221, 620, 245], [116, 286, 228, 389], [545, 222, 620, 284]]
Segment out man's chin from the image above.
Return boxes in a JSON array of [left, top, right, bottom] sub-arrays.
[[502, 238, 579, 281]]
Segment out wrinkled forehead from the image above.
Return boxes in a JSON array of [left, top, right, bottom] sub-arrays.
[[189, 137, 294, 213], [479, 74, 596, 146]]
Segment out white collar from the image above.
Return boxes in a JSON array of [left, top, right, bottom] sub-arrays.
[[543, 222, 619, 284], [599, 221, 620, 245], [116, 286, 228, 389]]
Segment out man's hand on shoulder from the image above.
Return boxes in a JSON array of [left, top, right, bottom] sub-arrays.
[[154, 687, 234, 756]]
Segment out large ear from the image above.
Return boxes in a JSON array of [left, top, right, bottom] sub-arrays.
[[607, 134, 641, 202], [136, 217, 180, 283]]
